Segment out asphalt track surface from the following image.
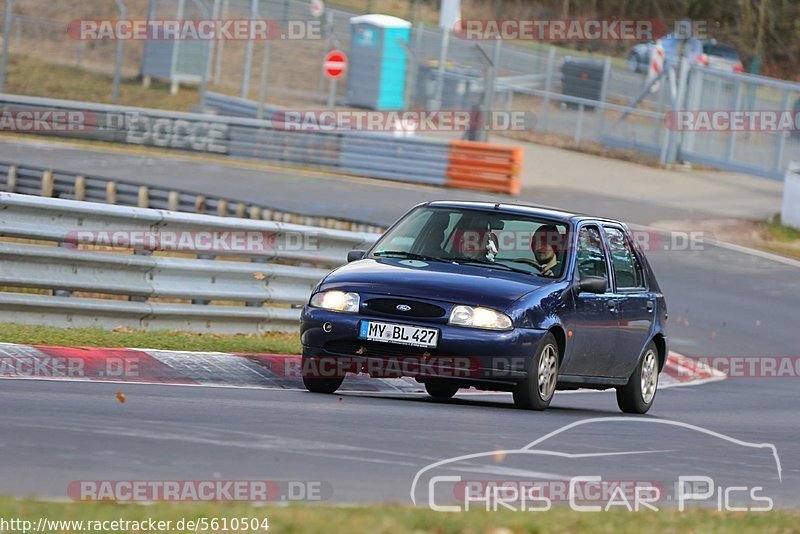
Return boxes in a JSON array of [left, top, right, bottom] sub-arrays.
[[0, 139, 799, 507], [0, 139, 702, 227]]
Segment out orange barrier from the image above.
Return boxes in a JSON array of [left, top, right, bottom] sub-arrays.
[[445, 141, 523, 195]]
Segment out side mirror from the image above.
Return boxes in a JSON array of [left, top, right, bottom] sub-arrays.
[[347, 250, 367, 263], [577, 276, 608, 294]]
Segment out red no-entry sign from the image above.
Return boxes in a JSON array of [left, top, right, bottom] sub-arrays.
[[324, 50, 347, 79]]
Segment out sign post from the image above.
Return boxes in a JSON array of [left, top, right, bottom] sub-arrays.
[[324, 50, 347, 109]]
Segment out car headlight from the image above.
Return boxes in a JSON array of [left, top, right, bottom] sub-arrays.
[[309, 291, 360, 312], [448, 305, 512, 330]]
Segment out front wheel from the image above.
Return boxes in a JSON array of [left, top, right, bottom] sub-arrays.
[[425, 380, 459, 400], [616, 342, 659, 414], [513, 333, 559, 410], [302, 355, 344, 394]]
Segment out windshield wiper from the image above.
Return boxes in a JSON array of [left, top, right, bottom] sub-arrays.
[[442, 257, 534, 276], [372, 250, 446, 263]]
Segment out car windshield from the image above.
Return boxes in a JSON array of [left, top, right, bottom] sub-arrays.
[[369, 206, 571, 278]]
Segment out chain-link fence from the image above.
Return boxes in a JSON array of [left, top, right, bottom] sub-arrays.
[[1, 0, 799, 180]]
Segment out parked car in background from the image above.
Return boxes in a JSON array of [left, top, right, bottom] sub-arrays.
[[627, 36, 742, 74], [702, 39, 744, 73], [627, 41, 653, 73]]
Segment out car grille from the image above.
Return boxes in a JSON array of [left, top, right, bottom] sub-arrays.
[[324, 339, 433, 358], [323, 340, 482, 378], [363, 298, 446, 319]]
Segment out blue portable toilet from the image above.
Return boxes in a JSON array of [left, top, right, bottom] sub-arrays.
[[346, 14, 411, 110]]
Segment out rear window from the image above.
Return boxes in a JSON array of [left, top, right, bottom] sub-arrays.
[[703, 43, 740, 60]]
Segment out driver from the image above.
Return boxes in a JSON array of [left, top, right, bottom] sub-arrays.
[[520, 225, 562, 277]]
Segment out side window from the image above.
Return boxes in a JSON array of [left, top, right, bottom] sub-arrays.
[[576, 226, 609, 284], [604, 227, 645, 290]]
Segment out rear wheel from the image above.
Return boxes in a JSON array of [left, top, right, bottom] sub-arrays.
[[302, 354, 344, 394], [513, 333, 559, 410], [425, 381, 459, 400], [628, 53, 641, 72], [616, 342, 659, 414]]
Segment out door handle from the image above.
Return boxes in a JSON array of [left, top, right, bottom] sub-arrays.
[[607, 300, 617, 312], [646, 300, 654, 313]]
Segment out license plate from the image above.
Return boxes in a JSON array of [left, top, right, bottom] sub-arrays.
[[359, 321, 439, 348]]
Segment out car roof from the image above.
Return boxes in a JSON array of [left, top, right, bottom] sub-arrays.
[[424, 200, 624, 226]]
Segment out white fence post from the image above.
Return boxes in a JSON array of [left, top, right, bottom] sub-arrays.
[[781, 162, 800, 230]]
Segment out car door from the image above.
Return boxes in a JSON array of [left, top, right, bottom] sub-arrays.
[[562, 224, 618, 377], [602, 225, 654, 379]]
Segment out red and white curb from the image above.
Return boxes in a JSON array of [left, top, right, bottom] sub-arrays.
[[0, 343, 724, 393]]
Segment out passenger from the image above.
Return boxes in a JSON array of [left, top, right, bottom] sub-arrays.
[[454, 228, 498, 261]]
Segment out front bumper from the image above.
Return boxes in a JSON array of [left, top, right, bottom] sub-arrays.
[[301, 306, 548, 385]]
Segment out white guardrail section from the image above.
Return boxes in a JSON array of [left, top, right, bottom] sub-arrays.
[[0, 193, 379, 333]]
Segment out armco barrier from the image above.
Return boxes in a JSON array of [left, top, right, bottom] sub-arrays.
[[0, 192, 379, 333], [0, 93, 522, 195], [0, 161, 384, 233]]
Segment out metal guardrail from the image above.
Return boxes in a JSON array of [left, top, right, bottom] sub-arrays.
[[203, 92, 524, 190], [0, 93, 523, 194], [0, 192, 380, 333], [0, 160, 385, 233]]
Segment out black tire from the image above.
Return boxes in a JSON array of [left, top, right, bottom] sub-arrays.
[[513, 333, 559, 411], [616, 341, 659, 414], [424, 381, 459, 400], [302, 355, 344, 394]]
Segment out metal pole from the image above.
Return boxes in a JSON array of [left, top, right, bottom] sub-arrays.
[[214, 0, 228, 84], [206, 0, 221, 81], [0, 0, 15, 93], [773, 89, 791, 173], [327, 77, 337, 109], [665, 58, 690, 165], [398, 36, 415, 111], [112, 0, 127, 104], [595, 55, 611, 138], [199, 41, 212, 109], [574, 103, 584, 145], [724, 79, 743, 161], [486, 38, 502, 108], [474, 42, 497, 143], [432, 27, 450, 110], [538, 46, 556, 133], [410, 21, 423, 107], [168, 0, 186, 95], [257, 40, 271, 119], [318, 10, 333, 103], [241, 0, 259, 98]]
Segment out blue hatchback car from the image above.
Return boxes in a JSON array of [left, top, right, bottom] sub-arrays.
[[300, 201, 668, 413]]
